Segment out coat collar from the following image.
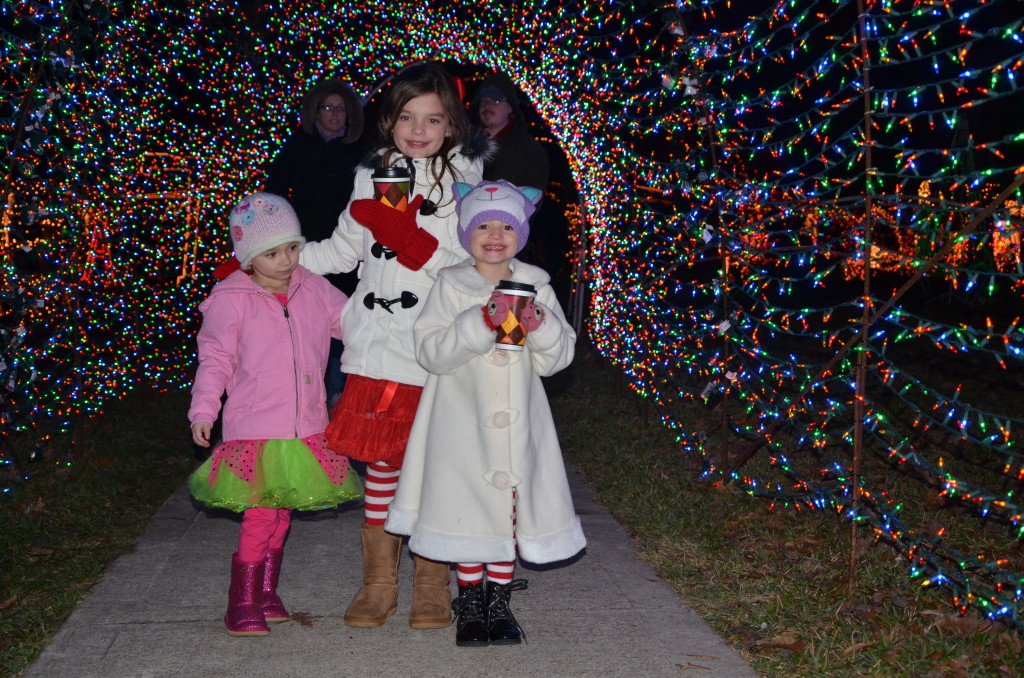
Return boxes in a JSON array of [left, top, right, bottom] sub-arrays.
[[202, 265, 313, 309]]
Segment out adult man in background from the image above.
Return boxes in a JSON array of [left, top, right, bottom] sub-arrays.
[[471, 71, 568, 286], [472, 72, 549, 194]]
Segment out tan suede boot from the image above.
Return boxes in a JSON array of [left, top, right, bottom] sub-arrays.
[[409, 555, 452, 628], [344, 524, 402, 627]]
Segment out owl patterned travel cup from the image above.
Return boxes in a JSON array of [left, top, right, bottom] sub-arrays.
[[493, 280, 537, 351]]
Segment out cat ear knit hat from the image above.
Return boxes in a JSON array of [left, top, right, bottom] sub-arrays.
[[229, 192, 306, 269], [453, 180, 544, 255]]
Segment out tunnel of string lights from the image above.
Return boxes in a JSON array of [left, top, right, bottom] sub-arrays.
[[3, 0, 1024, 625]]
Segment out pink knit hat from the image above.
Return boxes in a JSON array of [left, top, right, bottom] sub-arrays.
[[229, 192, 305, 269]]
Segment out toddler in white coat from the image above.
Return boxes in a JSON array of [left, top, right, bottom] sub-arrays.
[[385, 180, 586, 647]]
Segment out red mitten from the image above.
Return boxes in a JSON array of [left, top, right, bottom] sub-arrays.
[[396, 227, 438, 271], [349, 195, 426, 252], [522, 300, 545, 332], [483, 291, 510, 330]]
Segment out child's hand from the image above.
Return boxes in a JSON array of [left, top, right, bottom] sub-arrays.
[[522, 300, 545, 332], [350, 195, 426, 251], [484, 291, 511, 330], [349, 195, 438, 271], [191, 422, 212, 448]]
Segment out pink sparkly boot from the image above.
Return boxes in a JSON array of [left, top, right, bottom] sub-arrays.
[[225, 553, 270, 636], [261, 549, 289, 622]]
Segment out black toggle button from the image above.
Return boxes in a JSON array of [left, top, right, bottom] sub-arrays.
[[362, 291, 419, 314], [371, 241, 398, 260]]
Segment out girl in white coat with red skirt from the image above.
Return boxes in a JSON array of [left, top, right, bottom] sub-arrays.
[[299, 62, 490, 630]]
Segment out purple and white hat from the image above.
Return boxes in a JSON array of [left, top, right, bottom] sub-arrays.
[[453, 180, 543, 255]]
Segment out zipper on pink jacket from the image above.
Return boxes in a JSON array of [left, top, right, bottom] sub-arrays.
[[282, 281, 302, 439]]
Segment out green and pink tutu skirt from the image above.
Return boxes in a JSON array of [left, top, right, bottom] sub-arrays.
[[189, 434, 363, 512]]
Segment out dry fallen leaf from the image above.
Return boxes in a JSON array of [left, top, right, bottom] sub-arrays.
[[21, 498, 46, 515], [725, 510, 762, 526], [842, 642, 872, 657], [675, 663, 711, 672], [289, 611, 316, 627], [930, 657, 971, 678], [66, 578, 102, 591], [755, 633, 807, 653], [921, 610, 993, 634], [0, 595, 16, 610], [993, 631, 1023, 654], [923, 489, 949, 510]]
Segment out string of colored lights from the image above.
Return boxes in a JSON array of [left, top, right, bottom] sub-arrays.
[[3, 0, 1024, 625], [607, 0, 1024, 627]]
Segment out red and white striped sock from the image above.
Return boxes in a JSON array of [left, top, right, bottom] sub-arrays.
[[486, 561, 515, 585], [363, 461, 400, 526], [455, 490, 519, 587], [483, 488, 519, 585], [456, 563, 485, 587]]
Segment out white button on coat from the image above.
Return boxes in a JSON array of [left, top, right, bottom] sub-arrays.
[[487, 409, 520, 428], [483, 470, 522, 489]]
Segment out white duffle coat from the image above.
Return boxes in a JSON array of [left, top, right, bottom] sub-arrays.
[[385, 260, 586, 565], [299, 147, 484, 387]]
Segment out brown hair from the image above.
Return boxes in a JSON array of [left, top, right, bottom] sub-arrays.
[[376, 62, 470, 206]]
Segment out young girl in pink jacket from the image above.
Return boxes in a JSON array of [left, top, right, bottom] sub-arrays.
[[188, 192, 362, 636]]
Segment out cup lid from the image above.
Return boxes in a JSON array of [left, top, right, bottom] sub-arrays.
[[495, 280, 536, 293], [372, 166, 411, 180]]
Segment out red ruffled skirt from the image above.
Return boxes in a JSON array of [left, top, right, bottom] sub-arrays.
[[326, 375, 423, 467]]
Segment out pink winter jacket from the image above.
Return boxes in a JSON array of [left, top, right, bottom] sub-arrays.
[[188, 266, 347, 442]]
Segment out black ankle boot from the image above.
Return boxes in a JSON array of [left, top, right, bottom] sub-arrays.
[[452, 583, 488, 647], [486, 579, 528, 645]]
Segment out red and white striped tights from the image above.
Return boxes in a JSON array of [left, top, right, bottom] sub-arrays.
[[456, 488, 518, 586]]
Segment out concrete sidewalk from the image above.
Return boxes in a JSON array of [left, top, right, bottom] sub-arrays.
[[23, 469, 759, 678]]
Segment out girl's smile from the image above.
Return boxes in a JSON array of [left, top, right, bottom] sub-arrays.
[[469, 220, 518, 282]]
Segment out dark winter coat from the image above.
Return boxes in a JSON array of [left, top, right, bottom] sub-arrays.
[[265, 79, 365, 244], [471, 73, 550, 193]]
